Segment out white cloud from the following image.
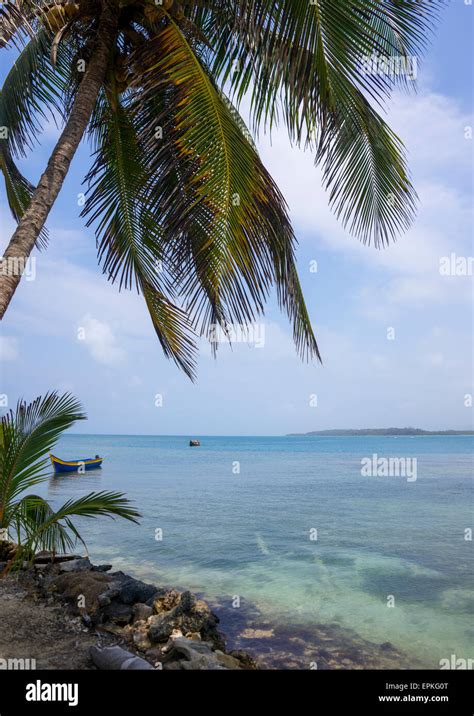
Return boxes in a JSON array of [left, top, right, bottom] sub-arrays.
[[0, 336, 19, 361], [1, 249, 152, 343], [251, 89, 473, 319], [78, 314, 125, 366], [425, 352, 445, 367], [388, 91, 472, 173]]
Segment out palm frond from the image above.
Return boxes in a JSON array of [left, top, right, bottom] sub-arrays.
[[0, 0, 38, 49], [34, 491, 141, 530], [0, 26, 66, 159], [0, 392, 85, 518], [0, 0, 443, 368], [82, 87, 198, 378], [207, 0, 443, 131], [15, 494, 79, 554], [0, 393, 140, 561], [196, 0, 442, 245], [132, 16, 319, 360], [12, 490, 139, 560], [316, 83, 417, 246], [0, 0, 85, 50], [0, 141, 48, 247], [0, 25, 69, 245]]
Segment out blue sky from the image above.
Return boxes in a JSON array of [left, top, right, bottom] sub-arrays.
[[1, 2, 473, 435]]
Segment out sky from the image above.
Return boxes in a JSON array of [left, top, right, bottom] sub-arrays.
[[0, 2, 473, 436]]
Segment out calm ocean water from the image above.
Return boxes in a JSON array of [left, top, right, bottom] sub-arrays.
[[43, 434, 473, 668]]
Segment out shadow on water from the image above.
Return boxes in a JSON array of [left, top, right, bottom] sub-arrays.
[[46, 470, 104, 495], [360, 568, 450, 605], [206, 594, 421, 670]]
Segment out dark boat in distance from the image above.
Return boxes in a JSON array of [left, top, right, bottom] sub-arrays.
[[189, 440, 201, 447], [50, 454, 103, 473]]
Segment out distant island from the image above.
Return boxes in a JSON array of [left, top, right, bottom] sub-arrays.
[[287, 428, 474, 436]]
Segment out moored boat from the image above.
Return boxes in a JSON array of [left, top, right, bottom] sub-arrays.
[[50, 454, 103, 473]]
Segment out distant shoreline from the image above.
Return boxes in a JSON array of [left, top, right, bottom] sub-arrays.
[[286, 429, 474, 437]]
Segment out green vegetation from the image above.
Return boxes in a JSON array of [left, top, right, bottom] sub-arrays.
[[0, 392, 140, 573], [0, 1, 441, 376]]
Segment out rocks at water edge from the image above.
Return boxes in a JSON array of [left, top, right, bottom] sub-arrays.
[[132, 603, 153, 622], [161, 636, 240, 670], [34, 551, 83, 564], [31, 553, 257, 670], [49, 571, 112, 616], [58, 557, 93, 573], [147, 590, 222, 647], [107, 572, 159, 604]]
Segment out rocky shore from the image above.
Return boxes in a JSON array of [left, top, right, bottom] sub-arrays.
[[0, 553, 257, 670], [0, 552, 417, 670]]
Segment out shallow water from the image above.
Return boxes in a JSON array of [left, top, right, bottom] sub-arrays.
[[42, 434, 473, 668]]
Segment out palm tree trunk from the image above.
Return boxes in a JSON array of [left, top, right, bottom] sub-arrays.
[[0, 0, 119, 319]]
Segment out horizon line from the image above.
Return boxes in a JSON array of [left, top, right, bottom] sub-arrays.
[[63, 429, 474, 438]]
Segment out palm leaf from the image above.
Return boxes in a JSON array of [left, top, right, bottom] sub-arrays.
[[0, 27, 66, 158], [207, 0, 442, 131], [316, 82, 417, 246], [82, 87, 198, 378], [15, 494, 79, 554], [32, 491, 141, 531], [0, 24, 71, 245], [0, 393, 140, 562], [9, 490, 139, 561], [0, 0, 38, 50], [0, 141, 48, 248], [0, 392, 85, 524], [133, 16, 319, 360], [196, 0, 441, 245]]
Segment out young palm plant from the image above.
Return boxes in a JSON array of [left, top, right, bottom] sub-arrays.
[[0, 391, 140, 573], [0, 1, 441, 377]]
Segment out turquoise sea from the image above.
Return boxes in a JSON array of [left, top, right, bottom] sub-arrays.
[[44, 434, 473, 668]]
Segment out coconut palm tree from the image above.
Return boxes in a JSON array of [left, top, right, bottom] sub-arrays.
[[0, 0, 441, 377], [0, 391, 140, 572]]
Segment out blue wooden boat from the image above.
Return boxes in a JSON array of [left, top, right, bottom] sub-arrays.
[[50, 453, 103, 473]]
